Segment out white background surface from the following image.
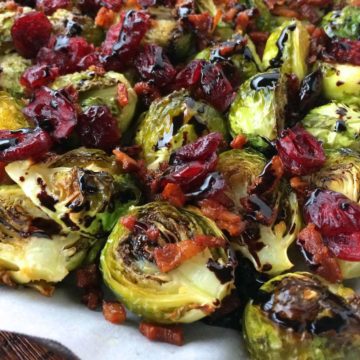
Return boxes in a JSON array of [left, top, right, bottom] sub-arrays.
[[0, 283, 247, 360]]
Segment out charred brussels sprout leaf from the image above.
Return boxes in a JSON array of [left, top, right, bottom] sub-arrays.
[[101, 202, 235, 324], [322, 6, 360, 40], [5, 148, 140, 236], [244, 272, 360, 360], [0, 91, 29, 130], [217, 149, 301, 275], [228, 71, 287, 149], [262, 20, 310, 81], [135, 90, 228, 169], [320, 62, 360, 105], [302, 102, 360, 151]]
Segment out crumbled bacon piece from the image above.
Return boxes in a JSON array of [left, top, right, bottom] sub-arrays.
[[103, 301, 127, 324], [326, 39, 360, 66], [82, 288, 103, 310], [134, 81, 161, 107], [230, 134, 247, 149], [146, 226, 160, 241], [161, 183, 186, 207], [113, 149, 139, 172], [193, 235, 227, 248], [120, 215, 137, 231], [198, 199, 245, 237], [117, 83, 129, 107], [95, 7, 116, 28], [139, 322, 184, 346], [297, 223, 342, 283]]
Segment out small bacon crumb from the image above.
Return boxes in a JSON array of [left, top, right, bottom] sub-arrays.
[[103, 301, 127, 324], [95, 7, 116, 28], [117, 83, 129, 107], [161, 183, 186, 207], [230, 134, 247, 149], [113, 149, 139, 172], [120, 215, 137, 231], [193, 235, 227, 248], [139, 322, 184, 346]]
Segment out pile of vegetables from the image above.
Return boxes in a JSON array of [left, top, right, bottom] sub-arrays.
[[0, 0, 359, 357]]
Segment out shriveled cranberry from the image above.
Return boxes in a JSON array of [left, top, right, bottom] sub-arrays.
[[134, 81, 161, 107], [276, 125, 326, 176], [175, 60, 205, 89], [36, 0, 70, 15], [304, 189, 360, 237], [11, 11, 52, 59], [326, 39, 360, 66], [101, 10, 150, 71], [23, 87, 78, 141], [0, 128, 53, 162], [77, 106, 120, 151], [134, 45, 176, 88], [20, 64, 59, 90], [326, 232, 360, 262], [37, 36, 95, 75]]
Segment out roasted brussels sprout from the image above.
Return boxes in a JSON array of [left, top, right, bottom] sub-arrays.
[[244, 272, 360, 360], [228, 71, 287, 149], [0, 53, 31, 97], [262, 20, 310, 81], [320, 62, 360, 105], [306, 149, 360, 203], [322, 6, 360, 40], [5, 148, 141, 236], [101, 202, 235, 324], [135, 90, 228, 169], [49, 8, 104, 46], [0, 185, 96, 287], [302, 102, 360, 151], [195, 35, 263, 82], [0, 91, 29, 130], [52, 70, 138, 132], [217, 150, 301, 275]]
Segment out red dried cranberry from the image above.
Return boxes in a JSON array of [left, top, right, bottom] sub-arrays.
[[276, 125, 326, 176], [11, 11, 52, 59], [101, 10, 150, 71], [134, 45, 176, 88], [304, 189, 360, 237], [325, 39, 360, 66], [0, 128, 53, 162], [326, 232, 360, 262], [23, 86, 78, 141], [37, 36, 95, 75], [36, 0, 70, 15], [77, 106, 120, 151], [174, 60, 205, 89], [20, 64, 59, 90], [134, 81, 161, 107]]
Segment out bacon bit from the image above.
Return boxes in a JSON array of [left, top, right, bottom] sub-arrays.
[[95, 7, 116, 28], [230, 134, 247, 149], [212, 9, 222, 32], [193, 235, 227, 248], [139, 322, 184, 346], [271, 6, 300, 18], [5, 1, 18, 11], [120, 215, 137, 231], [146, 226, 160, 241], [223, 8, 238, 22], [82, 289, 103, 310], [113, 149, 139, 172], [103, 301, 127, 324], [117, 83, 129, 107], [187, 12, 213, 35], [76, 264, 100, 289], [248, 31, 269, 57], [290, 176, 310, 196], [235, 11, 250, 32], [154, 240, 204, 273], [297, 223, 342, 283], [134, 81, 161, 107], [161, 183, 186, 207], [198, 199, 245, 237]]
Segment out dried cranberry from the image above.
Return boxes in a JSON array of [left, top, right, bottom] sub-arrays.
[[77, 106, 120, 151], [11, 11, 52, 59], [20, 64, 59, 90], [326, 232, 360, 262], [325, 39, 360, 66], [0, 128, 53, 162], [77, 0, 101, 16], [304, 189, 360, 237], [175, 60, 205, 89], [23, 86, 78, 141], [134, 81, 161, 107], [37, 36, 95, 75], [101, 10, 150, 71], [134, 45, 176, 88], [36, 0, 70, 15], [276, 125, 326, 176]]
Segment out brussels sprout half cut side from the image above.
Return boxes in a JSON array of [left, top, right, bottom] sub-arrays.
[[101, 202, 235, 324]]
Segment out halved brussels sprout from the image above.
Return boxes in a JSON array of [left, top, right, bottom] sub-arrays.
[[244, 272, 360, 360], [228, 71, 287, 149], [52, 70, 137, 132], [217, 150, 301, 275], [322, 6, 360, 40], [49, 8, 104, 46], [195, 35, 263, 82], [0, 53, 31, 97], [5, 148, 141, 236], [262, 20, 310, 81], [320, 62, 360, 105], [0, 185, 95, 287], [135, 90, 228, 169], [306, 149, 360, 203], [302, 102, 360, 151], [0, 91, 29, 130], [101, 202, 235, 324]]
